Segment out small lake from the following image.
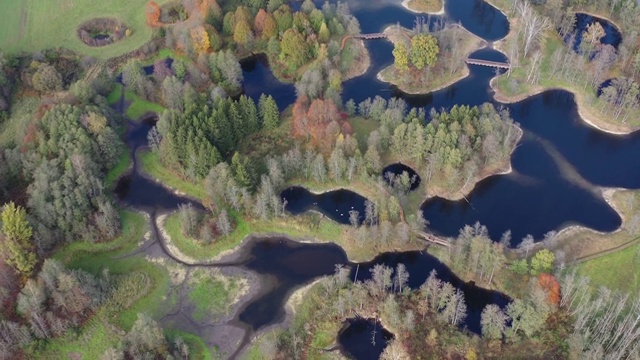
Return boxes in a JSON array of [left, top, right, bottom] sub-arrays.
[[281, 186, 369, 225], [566, 13, 622, 52], [338, 318, 394, 360], [227, 237, 509, 337], [382, 163, 421, 191]]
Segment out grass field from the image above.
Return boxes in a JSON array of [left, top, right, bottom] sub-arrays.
[[0, 0, 172, 59], [574, 243, 640, 295], [138, 150, 207, 200]]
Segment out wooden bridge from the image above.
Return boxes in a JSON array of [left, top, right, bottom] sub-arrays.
[[417, 231, 451, 248], [341, 33, 388, 50], [465, 58, 511, 69]]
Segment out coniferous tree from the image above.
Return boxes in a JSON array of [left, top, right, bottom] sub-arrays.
[[0, 202, 36, 278]]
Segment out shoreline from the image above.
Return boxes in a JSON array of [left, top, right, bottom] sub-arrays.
[[490, 77, 637, 135], [401, 0, 445, 15], [343, 39, 371, 81], [423, 125, 523, 202], [376, 24, 485, 95]]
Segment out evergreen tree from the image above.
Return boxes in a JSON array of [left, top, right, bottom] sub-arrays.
[[0, 202, 37, 278], [259, 94, 280, 130]]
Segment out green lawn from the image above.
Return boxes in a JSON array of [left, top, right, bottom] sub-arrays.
[[105, 150, 131, 190], [0, 0, 173, 59], [139, 150, 207, 200], [107, 84, 166, 120], [574, 242, 640, 295]]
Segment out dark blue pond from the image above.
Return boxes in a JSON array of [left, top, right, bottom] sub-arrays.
[[230, 237, 509, 337], [339, 318, 394, 360], [281, 186, 368, 225], [383, 163, 421, 191], [236, 237, 350, 330], [566, 13, 622, 53], [116, 58, 174, 84], [240, 54, 297, 111]]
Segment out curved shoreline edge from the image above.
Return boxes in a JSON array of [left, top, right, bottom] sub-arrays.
[[401, 0, 445, 15]]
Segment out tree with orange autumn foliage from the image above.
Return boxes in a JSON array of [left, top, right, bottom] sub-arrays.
[[537, 273, 561, 306], [254, 9, 268, 35], [146, 2, 161, 27], [190, 26, 211, 54], [292, 97, 351, 152]]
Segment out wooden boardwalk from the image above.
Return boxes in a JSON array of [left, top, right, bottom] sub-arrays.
[[417, 231, 450, 247], [341, 33, 388, 50], [465, 58, 511, 69]]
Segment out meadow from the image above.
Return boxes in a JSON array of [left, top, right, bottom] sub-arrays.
[[0, 0, 171, 58]]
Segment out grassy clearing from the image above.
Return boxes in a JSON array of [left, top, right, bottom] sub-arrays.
[[125, 92, 166, 120], [105, 151, 132, 190], [138, 150, 207, 200], [107, 84, 166, 120], [348, 116, 379, 151], [552, 189, 640, 295], [406, 0, 443, 13], [188, 269, 241, 322], [0, 96, 38, 148], [54, 210, 146, 267], [0, 0, 173, 59], [574, 242, 640, 294]]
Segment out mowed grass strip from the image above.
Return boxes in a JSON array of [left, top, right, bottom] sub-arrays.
[[0, 0, 172, 59]]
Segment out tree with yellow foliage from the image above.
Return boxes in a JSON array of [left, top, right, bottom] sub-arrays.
[[190, 26, 211, 54], [0, 202, 37, 279]]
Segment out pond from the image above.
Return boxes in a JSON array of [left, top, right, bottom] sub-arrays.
[[382, 163, 421, 191], [226, 236, 508, 338], [281, 186, 369, 225], [566, 13, 622, 53], [338, 318, 394, 360]]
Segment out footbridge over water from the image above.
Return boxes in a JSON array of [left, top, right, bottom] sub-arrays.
[[465, 58, 511, 69], [341, 32, 388, 50]]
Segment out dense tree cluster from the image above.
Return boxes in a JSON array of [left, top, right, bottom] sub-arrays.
[[351, 96, 519, 191], [448, 223, 508, 284], [561, 271, 640, 358], [0, 259, 109, 356], [158, 93, 277, 180], [0, 54, 16, 121], [277, 259, 568, 359], [0, 103, 122, 251]]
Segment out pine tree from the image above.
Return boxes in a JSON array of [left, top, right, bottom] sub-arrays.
[[259, 94, 280, 130], [318, 22, 330, 43], [0, 202, 37, 278], [231, 153, 253, 188]]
